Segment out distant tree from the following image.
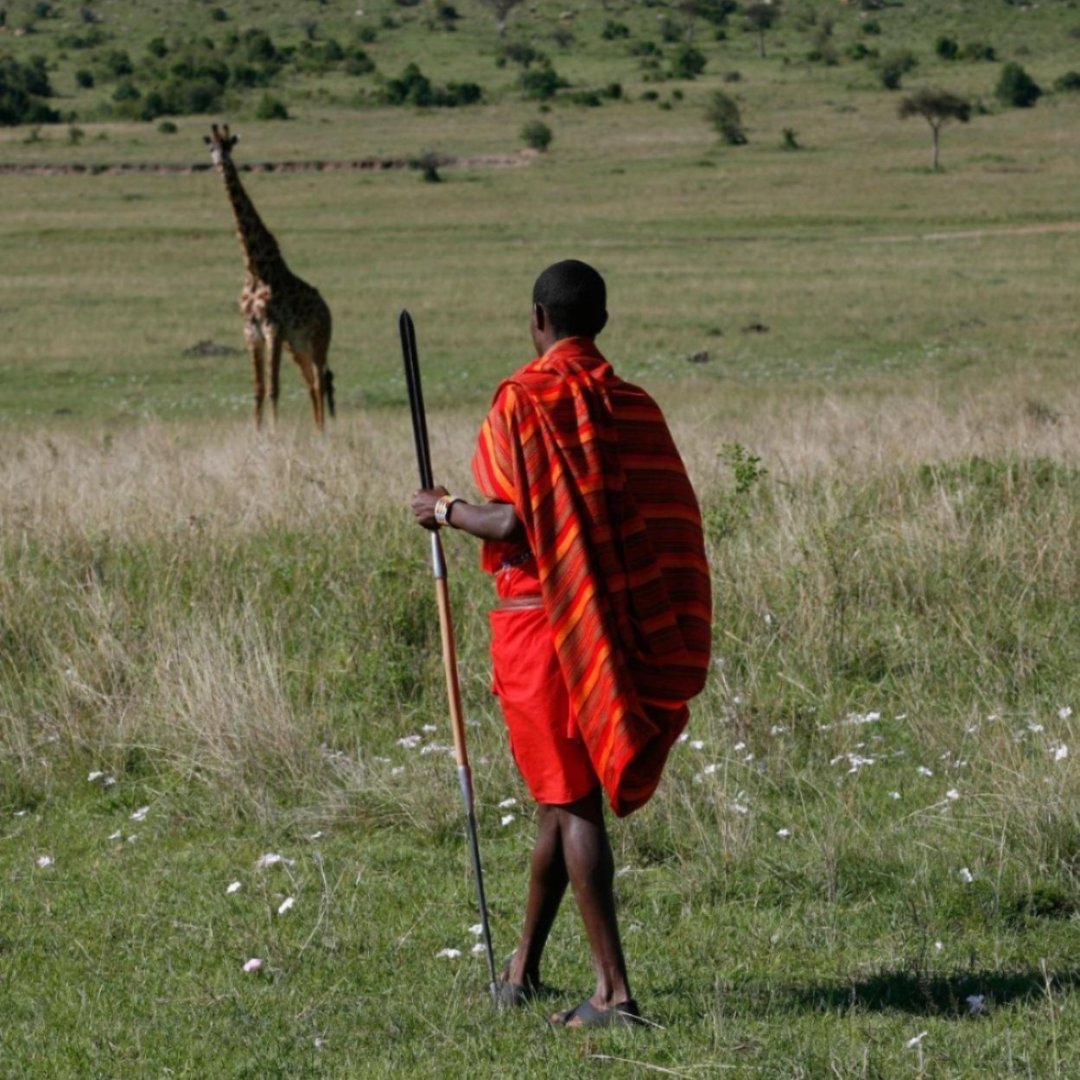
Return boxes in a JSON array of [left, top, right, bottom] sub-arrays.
[[996, 62, 1041, 108], [743, 2, 779, 58], [674, 1, 735, 42], [706, 89, 746, 145], [1055, 70, 1080, 93], [670, 43, 706, 79], [473, 0, 524, 38], [898, 86, 971, 171]]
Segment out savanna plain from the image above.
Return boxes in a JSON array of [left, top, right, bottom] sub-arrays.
[[3, 0, 1080, 1075]]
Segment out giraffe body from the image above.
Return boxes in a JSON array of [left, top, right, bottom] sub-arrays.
[[206, 124, 335, 431]]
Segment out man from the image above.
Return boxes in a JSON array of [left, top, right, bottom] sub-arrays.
[[411, 260, 711, 1028]]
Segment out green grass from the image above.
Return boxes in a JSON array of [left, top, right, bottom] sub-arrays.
[[4, 1, 1080, 1075]]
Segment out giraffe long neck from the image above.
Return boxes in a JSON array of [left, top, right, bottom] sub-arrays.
[[219, 158, 285, 281]]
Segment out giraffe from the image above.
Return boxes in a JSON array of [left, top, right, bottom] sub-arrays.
[[205, 123, 335, 431]]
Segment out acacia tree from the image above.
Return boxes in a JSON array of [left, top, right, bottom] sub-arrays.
[[744, 1, 779, 58], [474, 0, 524, 38], [898, 87, 971, 171]]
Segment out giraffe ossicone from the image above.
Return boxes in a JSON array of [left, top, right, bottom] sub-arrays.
[[206, 123, 335, 431]]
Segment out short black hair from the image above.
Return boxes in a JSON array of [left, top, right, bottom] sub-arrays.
[[532, 259, 607, 338]]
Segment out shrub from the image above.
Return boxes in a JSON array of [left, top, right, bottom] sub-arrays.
[[602, 20, 630, 40], [382, 63, 482, 107], [1054, 71, 1080, 93], [519, 64, 565, 101], [935, 35, 959, 60], [501, 42, 541, 67], [960, 41, 996, 62], [113, 79, 141, 102], [876, 50, 918, 91], [551, 27, 574, 48], [210, 7, 228, 21], [75, 69, 94, 88], [103, 49, 134, 78], [520, 118, 552, 151], [670, 44, 706, 80], [410, 150, 441, 182], [344, 51, 375, 76], [706, 89, 747, 145], [157, 120, 178, 134], [996, 62, 1041, 108], [356, 26, 377, 44], [630, 40, 661, 58], [659, 17, 682, 43], [862, 20, 881, 35], [782, 127, 800, 150], [254, 93, 290, 120], [148, 37, 169, 59]]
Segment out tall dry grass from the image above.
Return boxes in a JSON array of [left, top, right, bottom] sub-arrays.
[[2, 385, 1079, 855]]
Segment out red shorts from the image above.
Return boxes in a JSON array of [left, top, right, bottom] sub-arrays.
[[489, 564, 599, 806]]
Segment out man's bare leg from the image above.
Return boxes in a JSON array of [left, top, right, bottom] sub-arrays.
[[505, 804, 569, 988], [557, 787, 633, 1015]]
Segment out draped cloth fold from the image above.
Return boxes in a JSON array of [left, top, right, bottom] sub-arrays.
[[472, 337, 712, 816]]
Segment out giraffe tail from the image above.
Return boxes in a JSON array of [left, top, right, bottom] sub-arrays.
[[322, 368, 336, 419]]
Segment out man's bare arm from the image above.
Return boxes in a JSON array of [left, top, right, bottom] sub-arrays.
[[411, 485, 524, 542]]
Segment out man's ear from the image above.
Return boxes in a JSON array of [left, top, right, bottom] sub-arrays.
[[532, 303, 546, 330]]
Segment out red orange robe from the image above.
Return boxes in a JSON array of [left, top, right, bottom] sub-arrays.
[[472, 337, 712, 816]]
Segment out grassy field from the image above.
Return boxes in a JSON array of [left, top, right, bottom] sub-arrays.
[[4, 1, 1080, 1076]]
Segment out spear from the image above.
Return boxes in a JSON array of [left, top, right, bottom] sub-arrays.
[[399, 309, 498, 1003]]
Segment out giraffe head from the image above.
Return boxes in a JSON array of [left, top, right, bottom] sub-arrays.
[[204, 123, 238, 168]]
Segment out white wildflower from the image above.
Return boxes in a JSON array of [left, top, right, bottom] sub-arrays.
[[472, 943, 486, 955], [277, 897, 295, 915], [497, 797, 518, 809], [888, 791, 901, 800], [436, 948, 462, 960], [227, 881, 242, 895], [1053, 744, 1069, 762], [255, 853, 294, 869], [934, 941, 944, 951], [945, 789, 960, 801], [469, 923, 484, 936], [777, 828, 791, 838], [108, 830, 122, 841], [422, 724, 438, 733], [130, 805, 150, 822], [390, 767, 405, 777], [36, 855, 53, 868], [959, 867, 974, 884], [917, 766, 933, 777], [966, 994, 986, 1015], [769, 725, 786, 736], [906, 1031, 928, 1048], [1028, 722, 1045, 733], [243, 958, 262, 973], [500, 814, 515, 827], [397, 734, 422, 750], [1058, 706, 1072, 721], [88, 770, 104, 782], [689, 740, 705, 750], [730, 802, 749, 815]]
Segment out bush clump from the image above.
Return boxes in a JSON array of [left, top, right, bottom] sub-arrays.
[[381, 63, 482, 107], [670, 44, 707, 80], [706, 89, 747, 145], [876, 50, 918, 91], [0, 53, 59, 125], [519, 63, 566, 101], [1054, 70, 1080, 93], [254, 93, 289, 120], [520, 119, 552, 151], [996, 62, 1041, 108]]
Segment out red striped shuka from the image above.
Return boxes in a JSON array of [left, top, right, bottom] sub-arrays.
[[472, 336, 712, 817]]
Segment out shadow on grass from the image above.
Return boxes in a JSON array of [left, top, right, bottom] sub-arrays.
[[784, 967, 1080, 1017]]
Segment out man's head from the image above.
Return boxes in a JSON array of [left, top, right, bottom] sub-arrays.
[[531, 260, 608, 353]]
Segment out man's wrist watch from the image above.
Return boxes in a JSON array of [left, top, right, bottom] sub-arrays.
[[434, 494, 464, 527]]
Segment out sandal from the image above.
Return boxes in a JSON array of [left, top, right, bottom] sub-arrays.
[[549, 997, 646, 1028]]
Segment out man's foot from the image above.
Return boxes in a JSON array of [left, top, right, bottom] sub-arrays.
[[548, 997, 645, 1029], [493, 978, 538, 1010]]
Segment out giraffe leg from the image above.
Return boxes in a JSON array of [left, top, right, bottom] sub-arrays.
[[246, 327, 267, 429], [295, 351, 324, 432], [313, 329, 333, 427], [268, 331, 284, 431]]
